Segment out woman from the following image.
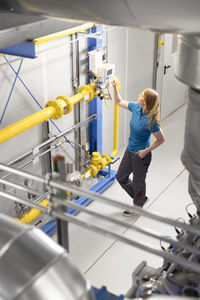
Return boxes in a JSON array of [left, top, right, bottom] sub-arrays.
[[112, 79, 165, 216]]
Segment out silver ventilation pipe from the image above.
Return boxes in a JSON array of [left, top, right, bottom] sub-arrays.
[[174, 35, 200, 212], [0, 213, 95, 300]]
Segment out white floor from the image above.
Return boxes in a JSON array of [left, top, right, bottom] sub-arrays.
[[61, 104, 194, 297]]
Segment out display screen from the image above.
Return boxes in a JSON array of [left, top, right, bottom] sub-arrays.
[[107, 69, 112, 76]]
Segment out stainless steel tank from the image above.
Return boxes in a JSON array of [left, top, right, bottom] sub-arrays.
[[0, 213, 95, 300]]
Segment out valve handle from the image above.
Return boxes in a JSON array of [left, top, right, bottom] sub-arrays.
[[110, 157, 120, 164]]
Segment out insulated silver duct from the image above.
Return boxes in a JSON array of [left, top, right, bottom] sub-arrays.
[[0, 213, 95, 300], [181, 88, 200, 213], [3, 0, 200, 34], [174, 35, 200, 90]]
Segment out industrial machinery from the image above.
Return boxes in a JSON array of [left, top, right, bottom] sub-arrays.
[[0, 1, 200, 300]]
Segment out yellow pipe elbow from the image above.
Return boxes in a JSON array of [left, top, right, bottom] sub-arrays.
[[0, 106, 56, 144], [14, 199, 49, 224]]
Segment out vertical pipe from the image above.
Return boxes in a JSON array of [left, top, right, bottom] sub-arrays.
[[53, 155, 69, 251], [71, 34, 81, 171], [152, 33, 159, 90], [41, 121, 52, 191], [110, 103, 119, 157]]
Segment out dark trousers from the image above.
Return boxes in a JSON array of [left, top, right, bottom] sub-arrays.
[[116, 149, 152, 207]]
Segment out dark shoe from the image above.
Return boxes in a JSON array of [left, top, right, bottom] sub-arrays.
[[122, 210, 137, 217], [144, 196, 150, 204]]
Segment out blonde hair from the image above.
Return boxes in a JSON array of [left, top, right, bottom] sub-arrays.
[[143, 88, 161, 127]]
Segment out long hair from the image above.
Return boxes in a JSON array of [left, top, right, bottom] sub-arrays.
[[143, 88, 161, 127]]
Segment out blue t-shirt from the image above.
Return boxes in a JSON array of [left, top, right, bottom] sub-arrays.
[[127, 102, 160, 154]]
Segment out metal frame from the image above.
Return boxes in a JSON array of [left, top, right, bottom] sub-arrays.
[[1, 163, 200, 274], [41, 167, 116, 236]]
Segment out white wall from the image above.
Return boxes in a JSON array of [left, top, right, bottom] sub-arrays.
[[103, 27, 155, 153], [102, 27, 127, 154]]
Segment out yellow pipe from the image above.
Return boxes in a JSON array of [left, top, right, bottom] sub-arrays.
[[110, 77, 120, 157], [111, 103, 119, 157], [70, 93, 84, 105], [14, 199, 49, 224], [0, 106, 56, 144], [0, 83, 97, 144], [34, 23, 95, 45]]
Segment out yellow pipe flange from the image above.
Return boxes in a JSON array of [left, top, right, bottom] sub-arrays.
[[46, 98, 67, 120], [79, 83, 96, 102], [56, 95, 73, 114]]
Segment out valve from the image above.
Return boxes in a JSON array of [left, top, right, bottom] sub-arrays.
[[83, 152, 112, 178]]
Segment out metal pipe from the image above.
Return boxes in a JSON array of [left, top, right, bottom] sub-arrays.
[[0, 178, 42, 197], [0, 106, 56, 143], [1, 187, 200, 274], [152, 33, 159, 90], [71, 33, 81, 171], [53, 156, 69, 251], [52, 210, 200, 274], [1, 177, 197, 257], [1, 139, 67, 182], [54, 196, 200, 257], [0, 163, 200, 236], [1, 114, 97, 179], [0, 190, 47, 212], [41, 121, 52, 177]]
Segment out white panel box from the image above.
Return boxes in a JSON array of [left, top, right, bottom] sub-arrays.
[[97, 64, 115, 83], [88, 49, 103, 74]]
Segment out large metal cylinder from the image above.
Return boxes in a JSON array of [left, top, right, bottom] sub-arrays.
[[174, 35, 200, 89], [0, 214, 95, 300], [181, 88, 200, 212]]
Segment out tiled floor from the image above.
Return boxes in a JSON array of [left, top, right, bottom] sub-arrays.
[[59, 104, 194, 297]]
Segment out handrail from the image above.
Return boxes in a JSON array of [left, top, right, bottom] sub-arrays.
[[1, 185, 200, 274]]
